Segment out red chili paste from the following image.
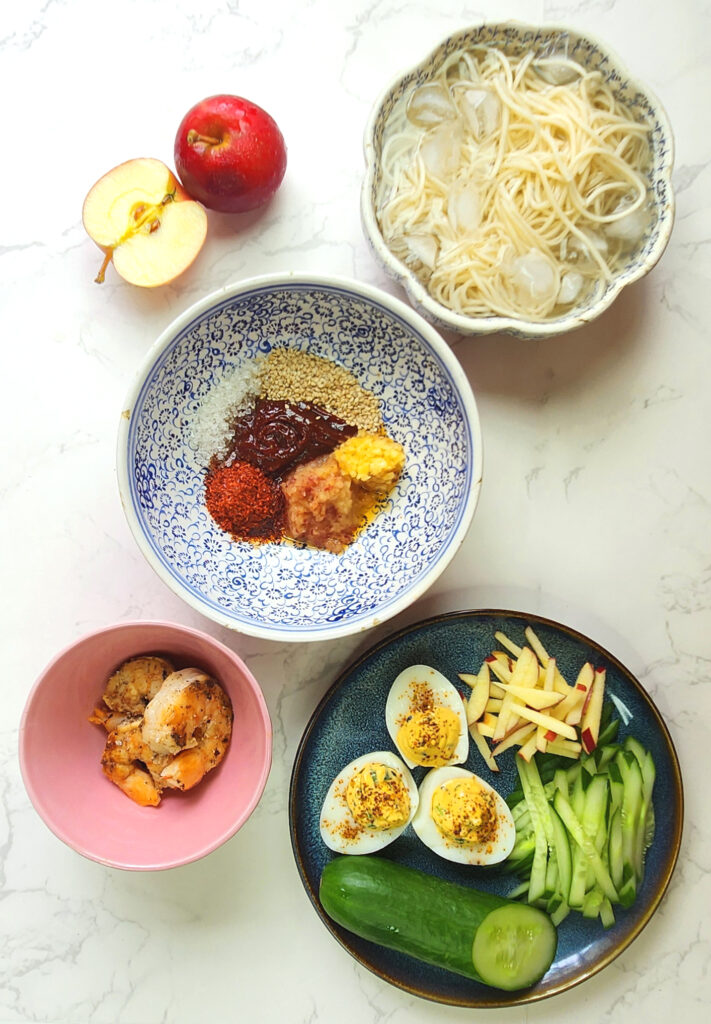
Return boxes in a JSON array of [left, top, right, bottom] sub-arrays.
[[224, 400, 357, 478]]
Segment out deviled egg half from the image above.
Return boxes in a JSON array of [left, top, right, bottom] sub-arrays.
[[412, 766, 516, 866], [385, 665, 469, 769], [319, 751, 419, 854]]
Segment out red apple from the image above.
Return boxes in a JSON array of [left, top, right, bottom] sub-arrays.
[[174, 95, 287, 213], [82, 158, 207, 287]]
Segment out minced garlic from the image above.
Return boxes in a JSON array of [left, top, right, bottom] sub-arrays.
[[333, 433, 405, 493]]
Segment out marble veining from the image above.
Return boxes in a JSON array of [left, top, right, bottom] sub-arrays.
[[1, 0, 710, 1022]]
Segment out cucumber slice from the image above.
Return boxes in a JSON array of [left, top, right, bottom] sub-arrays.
[[472, 904, 558, 991], [568, 844, 589, 908], [528, 831, 549, 901], [553, 791, 618, 902], [596, 717, 620, 748], [548, 803, 572, 897], [595, 742, 620, 771], [582, 887, 603, 918], [617, 749, 644, 904], [507, 722, 654, 926], [553, 769, 570, 800], [608, 807, 624, 891], [599, 897, 615, 929], [545, 856, 559, 896], [516, 759, 550, 903], [550, 899, 570, 926], [571, 770, 585, 817]]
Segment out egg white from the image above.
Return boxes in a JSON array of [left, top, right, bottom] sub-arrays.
[[412, 765, 516, 865], [319, 751, 419, 855], [385, 664, 469, 769]]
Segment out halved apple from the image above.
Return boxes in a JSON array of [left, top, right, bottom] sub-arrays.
[[82, 157, 208, 287]]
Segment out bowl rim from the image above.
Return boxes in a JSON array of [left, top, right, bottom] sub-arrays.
[[361, 19, 676, 339], [18, 618, 273, 871], [116, 272, 483, 642]]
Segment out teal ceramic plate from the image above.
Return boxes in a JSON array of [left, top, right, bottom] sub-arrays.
[[289, 610, 683, 1007]]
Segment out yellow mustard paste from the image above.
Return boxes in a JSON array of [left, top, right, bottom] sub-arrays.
[[345, 762, 411, 830], [431, 777, 498, 845], [396, 707, 461, 767]]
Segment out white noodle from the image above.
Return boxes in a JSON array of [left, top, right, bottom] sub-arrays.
[[376, 46, 653, 322]]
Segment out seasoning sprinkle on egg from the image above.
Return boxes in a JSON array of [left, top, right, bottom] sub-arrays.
[[346, 762, 412, 830], [319, 751, 419, 854], [412, 766, 516, 865], [385, 665, 469, 768], [431, 776, 498, 845]]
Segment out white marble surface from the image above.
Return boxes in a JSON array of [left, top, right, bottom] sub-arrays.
[[1, 0, 709, 1020]]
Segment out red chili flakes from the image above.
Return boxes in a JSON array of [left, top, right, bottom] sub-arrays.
[[205, 461, 286, 542]]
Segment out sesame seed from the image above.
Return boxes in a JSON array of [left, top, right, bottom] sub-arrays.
[[261, 348, 383, 433]]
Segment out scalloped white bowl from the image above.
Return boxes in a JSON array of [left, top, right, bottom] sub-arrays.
[[117, 274, 482, 642], [361, 22, 675, 339]]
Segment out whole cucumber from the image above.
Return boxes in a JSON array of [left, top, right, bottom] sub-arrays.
[[319, 855, 557, 991]]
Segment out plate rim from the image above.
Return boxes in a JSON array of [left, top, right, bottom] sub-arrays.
[[289, 607, 684, 1007]]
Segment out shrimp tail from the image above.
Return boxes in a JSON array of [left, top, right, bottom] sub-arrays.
[[110, 766, 162, 807], [160, 749, 209, 790]]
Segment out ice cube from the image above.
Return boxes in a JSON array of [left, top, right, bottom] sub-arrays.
[[568, 231, 609, 266], [406, 82, 457, 128], [533, 59, 581, 86], [448, 181, 482, 235], [459, 88, 501, 139], [403, 232, 439, 270], [419, 122, 463, 180], [510, 249, 557, 305], [606, 204, 651, 244], [557, 271, 584, 305]]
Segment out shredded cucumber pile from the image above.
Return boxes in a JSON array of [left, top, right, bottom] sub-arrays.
[[505, 711, 656, 928]]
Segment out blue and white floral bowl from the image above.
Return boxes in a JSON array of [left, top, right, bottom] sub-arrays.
[[117, 275, 482, 642], [361, 22, 675, 339]]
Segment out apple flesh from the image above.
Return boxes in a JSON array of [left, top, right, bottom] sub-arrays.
[[462, 662, 490, 726], [580, 668, 606, 754], [82, 158, 207, 287], [174, 95, 287, 213]]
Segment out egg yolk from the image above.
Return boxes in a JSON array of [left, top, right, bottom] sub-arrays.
[[430, 777, 498, 845], [345, 762, 411, 830], [396, 707, 461, 766]]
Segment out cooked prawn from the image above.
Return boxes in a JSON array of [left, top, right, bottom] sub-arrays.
[[88, 704, 134, 732], [101, 718, 172, 807], [142, 668, 233, 791], [101, 655, 175, 715]]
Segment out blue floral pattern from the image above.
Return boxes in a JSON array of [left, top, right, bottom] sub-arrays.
[[123, 281, 480, 638]]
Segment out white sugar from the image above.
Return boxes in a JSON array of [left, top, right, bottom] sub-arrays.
[[191, 356, 264, 465]]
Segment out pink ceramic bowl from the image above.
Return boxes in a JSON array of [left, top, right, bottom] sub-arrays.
[[19, 620, 272, 870]]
